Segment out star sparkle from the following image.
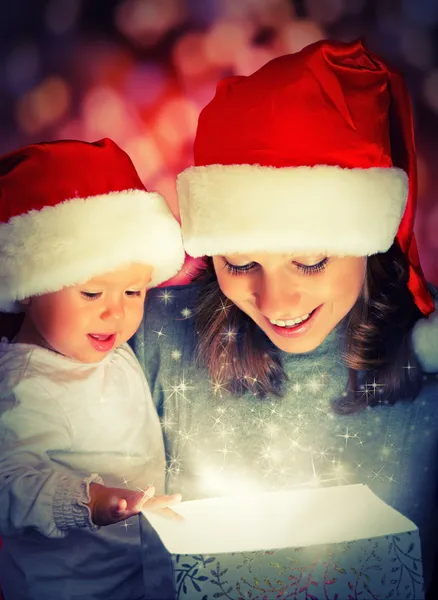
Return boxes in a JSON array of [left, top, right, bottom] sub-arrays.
[[159, 290, 173, 305], [171, 349, 182, 361]]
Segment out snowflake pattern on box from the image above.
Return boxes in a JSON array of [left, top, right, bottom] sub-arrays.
[[132, 285, 438, 590], [172, 533, 423, 599]]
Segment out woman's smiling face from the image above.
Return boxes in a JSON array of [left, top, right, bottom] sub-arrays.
[[212, 252, 367, 354]]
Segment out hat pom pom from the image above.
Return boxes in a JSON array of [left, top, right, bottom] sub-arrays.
[[412, 301, 438, 373]]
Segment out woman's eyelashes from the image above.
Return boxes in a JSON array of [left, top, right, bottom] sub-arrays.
[[224, 258, 329, 276]]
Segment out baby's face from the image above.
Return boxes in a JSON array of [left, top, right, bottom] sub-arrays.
[[23, 263, 152, 363]]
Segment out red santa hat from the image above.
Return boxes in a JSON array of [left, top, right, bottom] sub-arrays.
[[0, 137, 184, 312], [177, 39, 434, 319]]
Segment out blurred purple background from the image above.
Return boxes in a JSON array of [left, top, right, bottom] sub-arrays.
[[0, 0, 437, 284]]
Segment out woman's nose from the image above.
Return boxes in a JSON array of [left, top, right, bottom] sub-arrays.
[[253, 273, 301, 318]]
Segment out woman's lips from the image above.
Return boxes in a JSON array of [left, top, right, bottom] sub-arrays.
[[87, 333, 116, 352], [264, 305, 322, 338]]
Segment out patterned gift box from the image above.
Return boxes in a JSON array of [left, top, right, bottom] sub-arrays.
[[145, 484, 424, 600]]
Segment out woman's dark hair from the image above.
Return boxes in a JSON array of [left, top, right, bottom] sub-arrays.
[[193, 242, 424, 414]]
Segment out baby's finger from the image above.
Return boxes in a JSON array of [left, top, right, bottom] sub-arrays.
[[145, 493, 182, 510], [133, 486, 156, 511], [152, 506, 185, 522]]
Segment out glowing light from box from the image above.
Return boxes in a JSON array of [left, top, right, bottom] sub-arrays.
[[16, 76, 71, 134]]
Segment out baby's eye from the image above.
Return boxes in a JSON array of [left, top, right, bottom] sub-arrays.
[[125, 290, 142, 297], [81, 291, 102, 300]]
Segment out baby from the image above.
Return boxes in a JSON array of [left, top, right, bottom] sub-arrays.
[[0, 138, 184, 600]]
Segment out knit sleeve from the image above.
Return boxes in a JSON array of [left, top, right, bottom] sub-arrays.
[[0, 377, 103, 538]]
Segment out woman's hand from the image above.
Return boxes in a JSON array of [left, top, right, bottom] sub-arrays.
[[87, 482, 182, 526]]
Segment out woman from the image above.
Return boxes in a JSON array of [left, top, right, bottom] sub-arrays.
[[134, 39, 438, 596]]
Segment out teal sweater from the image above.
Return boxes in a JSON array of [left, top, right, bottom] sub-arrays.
[[132, 284, 438, 594]]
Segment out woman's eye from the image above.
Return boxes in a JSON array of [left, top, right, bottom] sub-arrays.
[[224, 261, 257, 276], [81, 291, 101, 300], [125, 290, 142, 297], [295, 258, 328, 275]]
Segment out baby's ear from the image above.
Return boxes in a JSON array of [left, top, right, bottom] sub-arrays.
[[412, 302, 438, 373]]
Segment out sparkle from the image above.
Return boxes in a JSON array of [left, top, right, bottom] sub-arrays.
[[315, 446, 331, 460], [215, 298, 232, 316], [167, 456, 183, 476], [159, 290, 173, 305], [121, 476, 131, 486], [211, 379, 228, 396], [121, 520, 132, 530], [180, 307, 192, 319], [265, 421, 281, 437], [337, 427, 354, 448], [216, 442, 239, 464], [287, 434, 304, 451], [386, 473, 396, 483], [152, 327, 166, 339], [366, 375, 385, 395], [177, 428, 198, 446], [161, 414, 176, 430], [212, 414, 224, 428], [306, 377, 323, 393], [171, 349, 182, 361], [164, 374, 194, 404], [403, 362, 416, 373], [368, 466, 385, 482], [222, 326, 237, 342]]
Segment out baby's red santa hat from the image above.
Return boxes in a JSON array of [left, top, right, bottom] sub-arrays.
[[177, 39, 437, 371], [0, 137, 184, 312]]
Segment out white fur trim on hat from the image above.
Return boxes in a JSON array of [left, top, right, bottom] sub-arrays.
[[412, 300, 438, 372], [0, 190, 184, 312], [177, 164, 408, 258]]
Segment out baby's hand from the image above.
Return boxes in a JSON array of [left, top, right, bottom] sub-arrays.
[[87, 482, 182, 526]]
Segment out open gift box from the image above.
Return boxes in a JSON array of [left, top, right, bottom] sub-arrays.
[[144, 484, 424, 600]]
